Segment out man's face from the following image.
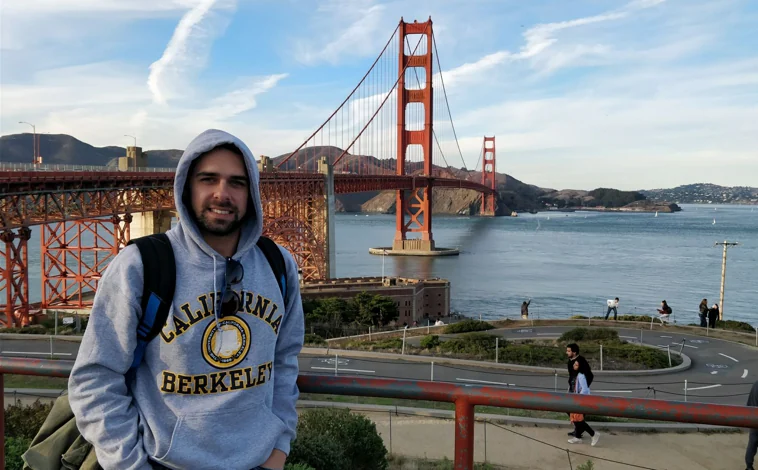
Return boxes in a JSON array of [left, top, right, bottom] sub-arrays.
[[189, 148, 249, 237], [566, 347, 575, 359]]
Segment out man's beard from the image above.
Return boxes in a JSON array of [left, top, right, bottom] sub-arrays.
[[194, 205, 244, 236]]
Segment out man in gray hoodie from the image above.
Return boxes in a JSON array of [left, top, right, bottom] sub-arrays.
[[746, 380, 758, 470], [69, 129, 305, 470]]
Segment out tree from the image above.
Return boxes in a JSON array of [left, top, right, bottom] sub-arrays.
[[352, 291, 399, 326]]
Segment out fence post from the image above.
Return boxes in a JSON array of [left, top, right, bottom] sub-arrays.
[[640, 329, 643, 344], [554, 372, 558, 392], [495, 338, 499, 363], [1, 373, 5, 470], [50, 335, 54, 359], [388, 410, 393, 454], [600, 344, 603, 371], [334, 354, 338, 376], [685, 380, 688, 402], [484, 419, 487, 463], [369, 326, 372, 341], [455, 399, 475, 470], [679, 340, 686, 355], [667, 345, 672, 367], [402, 328, 407, 355], [55, 311, 58, 336], [431, 362, 434, 381]]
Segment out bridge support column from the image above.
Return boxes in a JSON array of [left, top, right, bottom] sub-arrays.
[[0, 228, 31, 327], [481, 136, 497, 217], [130, 211, 173, 239], [319, 157, 336, 279]]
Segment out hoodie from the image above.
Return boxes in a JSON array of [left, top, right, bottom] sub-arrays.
[[69, 129, 305, 470]]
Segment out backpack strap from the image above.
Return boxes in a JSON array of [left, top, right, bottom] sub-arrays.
[[125, 233, 176, 377], [256, 235, 287, 305]]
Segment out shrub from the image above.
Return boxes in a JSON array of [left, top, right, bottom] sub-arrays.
[[4, 399, 53, 439], [577, 460, 595, 470], [303, 333, 327, 346], [294, 408, 388, 470], [285, 464, 316, 470], [443, 319, 494, 334], [288, 432, 349, 470], [717, 320, 755, 333], [5, 437, 31, 470], [559, 327, 619, 342], [440, 333, 497, 359], [420, 335, 441, 349]]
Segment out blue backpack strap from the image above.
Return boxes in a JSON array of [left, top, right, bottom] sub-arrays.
[[125, 233, 176, 378], [256, 236, 287, 306]]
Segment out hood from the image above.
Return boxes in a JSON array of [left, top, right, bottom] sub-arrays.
[[172, 129, 264, 262]]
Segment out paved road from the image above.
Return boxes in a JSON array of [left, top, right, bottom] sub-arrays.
[[2, 326, 756, 406]]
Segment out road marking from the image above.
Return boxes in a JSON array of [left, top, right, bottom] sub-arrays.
[[620, 336, 638, 340], [685, 384, 722, 391], [593, 390, 633, 393], [719, 353, 739, 363], [457, 378, 515, 387], [711, 371, 718, 375], [0, 351, 72, 356], [671, 343, 698, 349], [743, 369, 749, 379], [310, 367, 375, 374], [660, 335, 672, 338], [537, 333, 560, 336]]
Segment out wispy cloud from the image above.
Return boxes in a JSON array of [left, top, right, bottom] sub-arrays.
[[295, 0, 389, 65], [147, 0, 236, 104], [2, 0, 211, 13], [204, 74, 290, 121]]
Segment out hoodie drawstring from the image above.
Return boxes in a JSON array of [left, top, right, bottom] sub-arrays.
[[212, 257, 223, 354]]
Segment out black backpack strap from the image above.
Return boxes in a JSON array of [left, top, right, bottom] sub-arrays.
[[125, 233, 176, 376], [256, 235, 287, 305]]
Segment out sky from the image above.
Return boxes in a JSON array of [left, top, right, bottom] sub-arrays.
[[1, 0, 756, 191]]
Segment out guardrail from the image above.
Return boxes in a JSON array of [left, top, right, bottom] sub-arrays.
[[0, 162, 176, 172], [3, 357, 758, 469]]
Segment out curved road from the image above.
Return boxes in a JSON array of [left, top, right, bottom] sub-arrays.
[[2, 326, 756, 406]]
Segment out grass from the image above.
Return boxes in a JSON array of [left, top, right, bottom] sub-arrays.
[[3, 374, 69, 389], [388, 454, 502, 469]]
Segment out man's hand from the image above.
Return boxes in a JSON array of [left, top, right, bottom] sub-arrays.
[[261, 449, 287, 469]]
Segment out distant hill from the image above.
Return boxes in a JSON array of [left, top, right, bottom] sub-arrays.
[[0, 133, 182, 168], [641, 184, 758, 205], [1, 133, 683, 214]]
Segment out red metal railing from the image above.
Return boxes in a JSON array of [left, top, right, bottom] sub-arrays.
[[2, 357, 758, 470]]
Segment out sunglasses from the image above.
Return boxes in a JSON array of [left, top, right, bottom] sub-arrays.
[[219, 258, 244, 317]]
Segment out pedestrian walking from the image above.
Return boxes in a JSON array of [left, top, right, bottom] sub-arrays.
[[568, 359, 600, 446]]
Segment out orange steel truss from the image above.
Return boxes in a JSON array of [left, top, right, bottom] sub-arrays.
[[481, 136, 497, 216], [0, 228, 31, 327], [394, 19, 435, 252]]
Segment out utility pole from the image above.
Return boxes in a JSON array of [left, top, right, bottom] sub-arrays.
[[715, 240, 739, 320], [124, 134, 137, 147], [19, 121, 37, 164]]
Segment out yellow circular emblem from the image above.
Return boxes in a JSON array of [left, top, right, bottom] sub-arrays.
[[201, 316, 251, 369]]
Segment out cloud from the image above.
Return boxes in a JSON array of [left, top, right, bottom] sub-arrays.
[[204, 74, 290, 121], [147, 0, 236, 104], [295, 0, 388, 65], [1, 0, 215, 13]]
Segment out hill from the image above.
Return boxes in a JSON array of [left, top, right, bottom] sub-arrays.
[[1, 133, 680, 214], [641, 183, 758, 205]]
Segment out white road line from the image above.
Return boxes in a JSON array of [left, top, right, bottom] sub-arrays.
[[593, 390, 633, 393], [537, 333, 560, 336], [719, 353, 739, 363], [660, 335, 672, 338], [711, 371, 718, 375], [742, 369, 749, 379], [685, 384, 722, 391], [620, 336, 638, 339], [671, 343, 698, 349], [1, 351, 72, 356], [457, 378, 515, 387], [310, 367, 375, 374]]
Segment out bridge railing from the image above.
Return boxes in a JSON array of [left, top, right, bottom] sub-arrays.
[[2, 357, 757, 469], [0, 162, 176, 172]]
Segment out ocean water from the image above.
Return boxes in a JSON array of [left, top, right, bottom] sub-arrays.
[[17, 204, 757, 325], [333, 204, 758, 324]]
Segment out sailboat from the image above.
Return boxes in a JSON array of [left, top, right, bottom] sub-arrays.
[[712, 218, 716, 225], [655, 211, 658, 217]]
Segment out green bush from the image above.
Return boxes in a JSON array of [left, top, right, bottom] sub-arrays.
[[285, 464, 316, 470], [716, 320, 755, 332], [420, 335, 441, 349], [294, 408, 388, 470], [304, 333, 327, 346], [443, 319, 494, 334], [576, 460, 596, 470], [4, 399, 53, 439], [288, 432, 349, 470], [5, 436, 31, 470], [1, 325, 48, 335], [559, 327, 619, 342], [440, 333, 497, 359]]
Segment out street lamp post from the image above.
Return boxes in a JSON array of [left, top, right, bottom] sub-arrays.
[[714, 240, 739, 320], [124, 135, 137, 147], [19, 121, 37, 164]]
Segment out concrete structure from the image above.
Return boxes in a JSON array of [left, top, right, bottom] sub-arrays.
[[301, 276, 450, 324], [118, 146, 147, 170], [118, 147, 174, 239]]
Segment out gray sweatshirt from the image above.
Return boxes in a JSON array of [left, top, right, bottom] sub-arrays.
[[69, 129, 305, 470]]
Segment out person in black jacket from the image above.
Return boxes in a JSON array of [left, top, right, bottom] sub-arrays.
[[708, 303, 720, 329], [521, 299, 531, 319], [698, 299, 709, 327], [566, 343, 594, 437], [745, 380, 758, 470]]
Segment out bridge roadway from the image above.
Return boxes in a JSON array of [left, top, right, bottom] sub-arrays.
[[1, 326, 755, 407]]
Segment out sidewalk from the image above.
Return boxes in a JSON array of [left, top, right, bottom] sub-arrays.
[[358, 411, 749, 470]]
